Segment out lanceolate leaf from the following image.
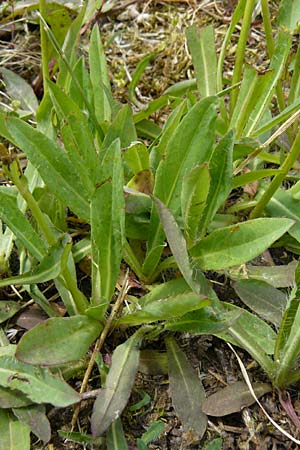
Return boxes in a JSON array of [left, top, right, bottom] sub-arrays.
[[13, 404, 51, 444], [0, 68, 38, 114], [152, 195, 199, 292], [198, 130, 234, 237], [0, 409, 30, 450], [181, 164, 210, 243], [190, 218, 294, 270], [186, 25, 217, 98], [91, 330, 145, 437], [165, 336, 207, 438], [0, 188, 46, 261], [143, 97, 218, 278], [5, 117, 90, 221], [89, 24, 112, 124], [0, 235, 71, 288], [0, 356, 80, 406], [234, 279, 287, 326], [16, 316, 102, 366], [48, 80, 98, 193], [117, 293, 209, 326], [266, 189, 300, 242], [202, 381, 271, 417], [91, 139, 125, 307]]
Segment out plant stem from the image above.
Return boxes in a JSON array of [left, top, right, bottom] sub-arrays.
[[230, 0, 256, 113], [250, 128, 300, 219], [39, 0, 49, 97]]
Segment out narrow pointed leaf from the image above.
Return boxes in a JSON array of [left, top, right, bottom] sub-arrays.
[[190, 218, 294, 270], [198, 130, 234, 236], [202, 381, 271, 416], [0, 189, 46, 260], [0, 235, 71, 288], [89, 24, 112, 124], [5, 117, 90, 221], [16, 316, 101, 365], [91, 330, 144, 437], [117, 293, 209, 326], [0, 410, 30, 450], [234, 279, 287, 326], [186, 25, 217, 97], [165, 336, 207, 438], [102, 105, 137, 157], [13, 404, 51, 444], [152, 195, 199, 292], [143, 97, 218, 278], [181, 164, 210, 243], [0, 356, 80, 406], [91, 139, 125, 306], [48, 80, 98, 192]]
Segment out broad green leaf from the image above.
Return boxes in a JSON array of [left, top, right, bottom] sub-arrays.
[[16, 316, 101, 365], [266, 189, 300, 242], [198, 130, 234, 237], [48, 80, 98, 192], [165, 336, 207, 438], [0, 235, 71, 288], [234, 279, 287, 326], [0, 386, 32, 408], [181, 164, 210, 243], [0, 356, 80, 406], [89, 24, 112, 124], [5, 117, 90, 221], [0, 68, 38, 114], [190, 218, 294, 270], [0, 187, 46, 260], [13, 404, 51, 444], [228, 260, 297, 288], [217, 304, 276, 355], [91, 139, 125, 308], [123, 142, 150, 174], [0, 301, 21, 323], [136, 119, 161, 140], [244, 30, 292, 136], [106, 418, 129, 450], [91, 330, 144, 437], [152, 196, 199, 292], [0, 409, 30, 450], [202, 381, 271, 416], [117, 293, 209, 326], [143, 96, 218, 278], [186, 26, 217, 97], [165, 308, 240, 334], [277, 0, 300, 33]]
